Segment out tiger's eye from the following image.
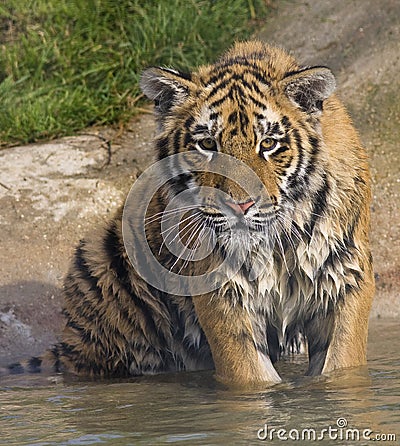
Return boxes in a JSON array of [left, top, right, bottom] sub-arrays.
[[260, 138, 276, 150], [260, 138, 278, 158], [198, 137, 217, 151]]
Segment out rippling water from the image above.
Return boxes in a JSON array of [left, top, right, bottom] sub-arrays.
[[1, 319, 399, 445]]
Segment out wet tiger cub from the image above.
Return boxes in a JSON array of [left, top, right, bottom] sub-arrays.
[[4, 41, 374, 386]]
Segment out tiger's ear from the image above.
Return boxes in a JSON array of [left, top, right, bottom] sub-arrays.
[[281, 67, 336, 114], [140, 67, 193, 113]]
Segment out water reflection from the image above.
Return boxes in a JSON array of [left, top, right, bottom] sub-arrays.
[[0, 319, 399, 445]]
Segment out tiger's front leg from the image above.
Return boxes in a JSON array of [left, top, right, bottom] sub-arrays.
[[322, 271, 374, 374], [192, 292, 281, 386], [305, 265, 374, 376]]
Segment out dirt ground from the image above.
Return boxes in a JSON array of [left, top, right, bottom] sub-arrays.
[[0, 0, 399, 365]]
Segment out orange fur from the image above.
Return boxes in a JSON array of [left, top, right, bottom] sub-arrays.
[[4, 42, 374, 386]]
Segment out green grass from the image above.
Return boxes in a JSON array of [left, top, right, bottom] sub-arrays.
[[0, 0, 268, 147]]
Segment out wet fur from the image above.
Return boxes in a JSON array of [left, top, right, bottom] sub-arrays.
[[4, 42, 374, 385]]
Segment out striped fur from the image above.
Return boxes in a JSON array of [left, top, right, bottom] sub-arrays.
[[4, 42, 374, 385]]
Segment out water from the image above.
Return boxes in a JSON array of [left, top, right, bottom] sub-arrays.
[[1, 319, 399, 446]]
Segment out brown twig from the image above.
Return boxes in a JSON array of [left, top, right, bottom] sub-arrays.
[[0, 181, 11, 191], [78, 133, 112, 166]]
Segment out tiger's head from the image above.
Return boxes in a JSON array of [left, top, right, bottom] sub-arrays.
[[140, 41, 336, 257]]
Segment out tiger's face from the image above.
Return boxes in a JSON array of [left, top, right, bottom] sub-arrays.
[[140, 41, 336, 254]]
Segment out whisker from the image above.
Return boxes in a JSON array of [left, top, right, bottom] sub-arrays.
[[160, 211, 203, 238], [145, 205, 200, 225], [275, 231, 290, 274], [159, 213, 203, 255], [177, 223, 209, 273], [278, 215, 304, 244], [283, 201, 329, 221], [275, 219, 298, 268], [170, 216, 204, 248], [170, 219, 205, 272]]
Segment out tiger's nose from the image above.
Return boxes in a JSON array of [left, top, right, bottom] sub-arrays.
[[225, 199, 256, 215]]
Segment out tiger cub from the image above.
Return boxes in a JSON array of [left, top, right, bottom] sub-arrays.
[[6, 41, 374, 386]]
